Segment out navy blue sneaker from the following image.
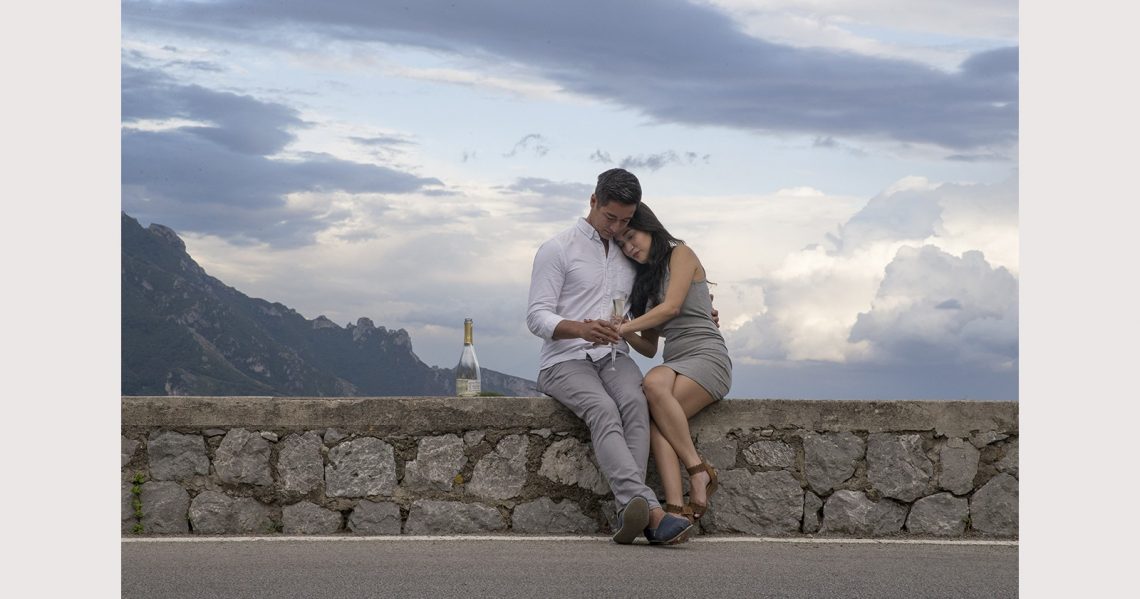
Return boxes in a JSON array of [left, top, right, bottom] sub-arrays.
[[612, 496, 650, 544], [645, 513, 694, 545]]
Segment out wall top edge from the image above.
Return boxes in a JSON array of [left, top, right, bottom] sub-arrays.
[[121, 396, 1017, 437]]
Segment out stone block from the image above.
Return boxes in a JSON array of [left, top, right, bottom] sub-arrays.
[[323, 428, 347, 445], [600, 502, 619, 532], [189, 491, 275, 534], [512, 498, 597, 534], [140, 481, 190, 534], [970, 473, 1018, 536], [214, 428, 273, 486], [538, 437, 609, 495], [938, 438, 980, 495], [697, 434, 738, 471], [969, 431, 1008, 448], [325, 437, 397, 498], [468, 434, 529, 499], [188, 490, 231, 534], [283, 501, 342, 534], [803, 491, 823, 534], [230, 497, 276, 534], [803, 432, 864, 494], [821, 490, 907, 536], [348, 500, 402, 535], [464, 431, 486, 446], [122, 436, 141, 468], [404, 500, 505, 534], [122, 482, 136, 533], [703, 470, 803, 535], [867, 433, 933, 502], [744, 440, 796, 469], [906, 492, 968, 536], [147, 430, 209, 481], [278, 431, 325, 494], [995, 438, 1018, 478], [403, 434, 467, 492], [260, 431, 279, 442]]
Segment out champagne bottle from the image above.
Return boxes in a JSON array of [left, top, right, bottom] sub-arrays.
[[455, 318, 481, 397]]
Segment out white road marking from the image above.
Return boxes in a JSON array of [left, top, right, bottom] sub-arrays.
[[123, 535, 1016, 547]]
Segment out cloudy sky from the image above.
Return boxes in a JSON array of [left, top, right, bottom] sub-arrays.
[[120, 0, 1019, 400]]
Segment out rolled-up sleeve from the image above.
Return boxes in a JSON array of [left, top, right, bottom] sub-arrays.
[[527, 239, 565, 341]]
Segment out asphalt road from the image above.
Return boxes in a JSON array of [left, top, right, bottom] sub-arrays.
[[122, 536, 1017, 599]]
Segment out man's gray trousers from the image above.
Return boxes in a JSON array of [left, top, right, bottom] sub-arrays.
[[537, 353, 660, 511]]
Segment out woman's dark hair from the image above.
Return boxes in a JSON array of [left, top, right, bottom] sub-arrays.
[[626, 202, 684, 318]]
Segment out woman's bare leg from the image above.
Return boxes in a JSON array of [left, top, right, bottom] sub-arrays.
[[643, 366, 717, 510], [651, 421, 684, 507]]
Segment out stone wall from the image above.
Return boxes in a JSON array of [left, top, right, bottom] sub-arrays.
[[121, 396, 1018, 538]]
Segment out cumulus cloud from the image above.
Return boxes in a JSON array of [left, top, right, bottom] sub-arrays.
[[825, 174, 1018, 272], [121, 66, 443, 246], [849, 246, 1017, 369], [347, 134, 416, 162], [122, 0, 1017, 150], [813, 136, 868, 157], [349, 134, 415, 148], [621, 152, 682, 171], [618, 151, 710, 171], [503, 134, 550, 158], [724, 173, 1018, 377]]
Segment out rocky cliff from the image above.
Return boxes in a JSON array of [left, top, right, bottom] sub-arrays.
[[121, 212, 537, 396]]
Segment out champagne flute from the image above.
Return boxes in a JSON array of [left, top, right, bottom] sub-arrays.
[[609, 292, 628, 371]]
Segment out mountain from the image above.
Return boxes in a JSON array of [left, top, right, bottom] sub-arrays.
[[121, 212, 537, 397]]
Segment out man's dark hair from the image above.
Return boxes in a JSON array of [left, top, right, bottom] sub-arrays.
[[594, 168, 642, 206]]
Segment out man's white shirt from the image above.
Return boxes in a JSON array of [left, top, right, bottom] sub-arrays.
[[527, 217, 635, 371]]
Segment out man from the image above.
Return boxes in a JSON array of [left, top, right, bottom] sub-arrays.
[[526, 168, 693, 545]]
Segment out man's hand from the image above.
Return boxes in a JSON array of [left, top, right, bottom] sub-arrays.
[[710, 293, 720, 328], [580, 318, 621, 345]]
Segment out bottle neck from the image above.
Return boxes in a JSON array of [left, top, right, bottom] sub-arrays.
[[464, 321, 474, 345]]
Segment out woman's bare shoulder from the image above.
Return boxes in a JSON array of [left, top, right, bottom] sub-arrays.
[[669, 244, 704, 276], [669, 243, 699, 264]]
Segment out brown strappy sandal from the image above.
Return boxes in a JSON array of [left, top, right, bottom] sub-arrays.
[[664, 503, 695, 525], [686, 460, 719, 520]]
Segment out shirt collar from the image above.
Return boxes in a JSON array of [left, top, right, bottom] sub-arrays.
[[575, 217, 601, 241]]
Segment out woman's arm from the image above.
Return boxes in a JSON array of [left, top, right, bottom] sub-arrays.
[[620, 245, 701, 335], [623, 327, 659, 358]]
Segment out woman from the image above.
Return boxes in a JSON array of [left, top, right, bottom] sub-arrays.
[[616, 202, 732, 526]]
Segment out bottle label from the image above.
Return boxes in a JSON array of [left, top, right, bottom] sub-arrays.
[[456, 379, 481, 396]]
